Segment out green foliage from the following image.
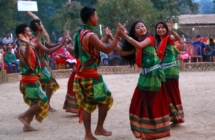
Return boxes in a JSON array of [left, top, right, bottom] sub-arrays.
[[151, 0, 199, 22], [95, 0, 159, 30], [72, 0, 97, 6], [51, 1, 83, 34], [0, 0, 17, 36]]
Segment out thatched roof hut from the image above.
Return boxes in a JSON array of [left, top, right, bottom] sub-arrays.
[[177, 14, 215, 39], [179, 14, 215, 25]]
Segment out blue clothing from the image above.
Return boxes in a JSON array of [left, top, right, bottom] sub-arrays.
[[6, 61, 19, 73], [191, 41, 206, 54]]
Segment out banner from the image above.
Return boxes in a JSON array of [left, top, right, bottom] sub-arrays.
[[17, 1, 38, 11]]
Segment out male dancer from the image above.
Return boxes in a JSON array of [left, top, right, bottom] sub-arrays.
[[30, 19, 62, 112], [16, 23, 66, 131], [73, 6, 124, 140]]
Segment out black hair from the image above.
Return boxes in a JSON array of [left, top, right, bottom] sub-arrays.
[[196, 35, 201, 38], [61, 31, 66, 34], [209, 38, 214, 45], [121, 21, 149, 66], [154, 21, 169, 47], [29, 19, 41, 32], [15, 24, 28, 37], [80, 6, 96, 23]]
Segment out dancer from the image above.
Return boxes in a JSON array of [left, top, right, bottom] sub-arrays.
[[115, 21, 170, 140], [73, 6, 124, 140], [16, 23, 65, 131], [30, 19, 61, 112], [155, 20, 185, 123], [63, 43, 79, 114]]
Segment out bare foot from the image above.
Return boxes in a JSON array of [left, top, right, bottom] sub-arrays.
[[169, 116, 174, 122], [49, 106, 57, 112], [94, 128, 112, 136], [23, 125, 38, 132], [170, 116, 185, 123], [18, 115, 30, 127]]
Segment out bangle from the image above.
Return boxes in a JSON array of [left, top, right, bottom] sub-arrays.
[[115, 36, 120, 41], [127, 37, 132, 43]]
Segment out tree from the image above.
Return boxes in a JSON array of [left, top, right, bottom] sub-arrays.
[[0, 0, 17, 37], [151, 0, 199, 22], [72, 0, 97, 6], [95, 0, 159, 31], [51, 1, 83, 36]]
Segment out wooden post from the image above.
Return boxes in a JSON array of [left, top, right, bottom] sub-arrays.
[[1, 62, 8, 83]]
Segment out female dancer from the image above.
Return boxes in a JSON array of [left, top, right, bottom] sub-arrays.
[[63, 43, 79, 114], [116, 21, 170, 140], [155, 20, 185, 123]]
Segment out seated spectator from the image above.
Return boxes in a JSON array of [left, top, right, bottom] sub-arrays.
[[2, 44, 7, 52], [65, 41, 76, 69], [52, 47, 66, 59], [204, 38, 215, 62], [181, 35, 186, 43], [191, 35, 206, 61], [206, 34, 215, 45], [109, 49, 122, 66], [4, 46, 19, 73], [100, 51, 109, 66], [176, 38, 189, 62], [59, 31, 72, 48], [7, 43, 14, 54], [2, 32, 13, 44]]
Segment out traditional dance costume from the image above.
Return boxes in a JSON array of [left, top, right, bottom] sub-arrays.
[[157, 35, 185, 123], [73, 25, 113, 120], [19, 41, 49, 122], [130, 36, 170, 139], [63, 60, 80, 114], [31, 32, 60, 95]]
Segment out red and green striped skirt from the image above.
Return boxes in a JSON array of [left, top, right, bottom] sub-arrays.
[[63, 72, 79, 114], [166, 79, 185, 123], [129, 83, 170, 139]]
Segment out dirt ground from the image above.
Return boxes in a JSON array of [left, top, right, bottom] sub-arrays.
[[0, 71, 215, 140]]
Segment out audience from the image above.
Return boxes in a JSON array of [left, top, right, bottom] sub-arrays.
[[4, 45, 19, 73]]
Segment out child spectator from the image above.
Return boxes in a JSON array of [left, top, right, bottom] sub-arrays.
[[4, 46, 19, 73], [65, 41, 76, 69], [176, 38, 189, 62]]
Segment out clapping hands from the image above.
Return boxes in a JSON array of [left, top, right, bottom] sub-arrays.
[[105, 27, 114, 40], [116, 23, 126, 38]]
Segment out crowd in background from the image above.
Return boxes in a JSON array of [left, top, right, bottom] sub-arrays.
[[175, 34, 215, 62], [1, 30, 215, 74]]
